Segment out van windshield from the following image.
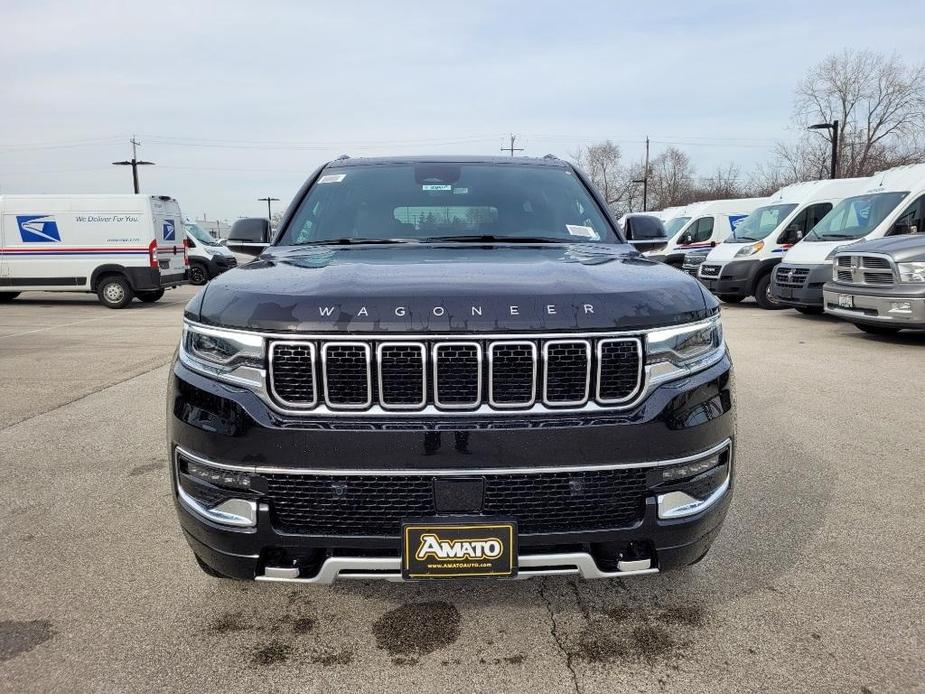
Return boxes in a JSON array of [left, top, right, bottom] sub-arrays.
[[663, 217, 690, 238], [803, 192, 908, 242], [279, 163, 617, 245], [185, 223, 220, 246], [730, 204, 797, 242]]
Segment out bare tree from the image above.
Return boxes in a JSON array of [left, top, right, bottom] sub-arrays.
[[694, 163, 743, 200], [793, 49, 925, 177], [647, 147, 696, 208], [569, 140, 631, 209]]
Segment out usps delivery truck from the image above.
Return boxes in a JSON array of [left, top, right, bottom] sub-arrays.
[[660, 197, 768, 267], [0, 194, 188, 308]]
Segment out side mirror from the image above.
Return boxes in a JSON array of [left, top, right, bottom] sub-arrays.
[[226, 218, 271, 256], [623, 219, 636, 241]]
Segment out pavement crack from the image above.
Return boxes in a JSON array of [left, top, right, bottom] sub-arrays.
[[540, 578, 581, 694]]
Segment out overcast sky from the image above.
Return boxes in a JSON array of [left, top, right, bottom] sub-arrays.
[[2, 0, 924, 221]]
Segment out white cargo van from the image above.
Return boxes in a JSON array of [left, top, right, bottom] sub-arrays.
[[644, 201, 710, 261], [771, 164, 925, 312], [659, 198, 767, 267], [184, 221, 237, 285], [0, 194, 188, 308], [697, 178, 868, 309]]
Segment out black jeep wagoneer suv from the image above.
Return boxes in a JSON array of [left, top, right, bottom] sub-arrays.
[[168, 156, 735, 583]]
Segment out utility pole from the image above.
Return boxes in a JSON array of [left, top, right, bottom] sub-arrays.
[[258, 196, 280, 221], [112, 136, 155, 193], [632, 136, 650, 212], [500, 134, 524, 157]]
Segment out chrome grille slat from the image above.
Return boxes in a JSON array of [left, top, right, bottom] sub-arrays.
[[268, 333, 647, 414], [542, 340, 590, 406], [489, 341, 537, 408], [377, 343, 426, 410]]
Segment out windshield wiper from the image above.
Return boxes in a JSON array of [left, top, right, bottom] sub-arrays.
[[295, 237, 419, 246], [421, 234, 571, 244], [818, 233, 858, 239]]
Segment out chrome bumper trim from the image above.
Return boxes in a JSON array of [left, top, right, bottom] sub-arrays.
[[174, 438, 733, 477], [255, 552, 659, 585]]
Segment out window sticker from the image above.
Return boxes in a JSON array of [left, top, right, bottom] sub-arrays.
[[422, 184, 452, 191], [566, 224, 599, 240], [453, 187, 469, 195], [318, 174, 346, 184]]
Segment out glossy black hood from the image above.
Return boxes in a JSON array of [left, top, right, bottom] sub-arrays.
[[188, 244, 711, 333]]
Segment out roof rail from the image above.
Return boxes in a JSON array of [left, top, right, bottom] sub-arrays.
[[543, 153, 559, 160], [335, 154, 350, 160]]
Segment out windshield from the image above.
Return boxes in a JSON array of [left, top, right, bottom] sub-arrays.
[[185, 223, 220, 246], [730, 204, 798, 242], [663, 216, 690, 238], [804, 192, 908, 241], [279, 163, 617, 245]]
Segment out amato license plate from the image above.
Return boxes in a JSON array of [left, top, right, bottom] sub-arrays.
[[402, 520, 517, 579], [838, 294, 854, 308]]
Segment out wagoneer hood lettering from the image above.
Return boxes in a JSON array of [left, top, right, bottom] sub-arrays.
[[191, 245, 710, 332]]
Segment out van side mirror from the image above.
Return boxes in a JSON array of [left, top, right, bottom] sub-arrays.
[[227, 218, 271, 256], [784, 224, 803, 244]]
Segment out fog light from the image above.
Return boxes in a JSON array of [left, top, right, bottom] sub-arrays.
[[659, 454, 721, 482], [185, 460, 254, 491], [889, 301, 912, 314]]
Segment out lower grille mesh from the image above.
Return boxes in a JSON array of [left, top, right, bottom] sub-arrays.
[[262, 469, 648, 536]]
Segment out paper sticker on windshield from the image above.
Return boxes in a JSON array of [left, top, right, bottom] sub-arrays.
[[566, 225, 599, 240], [318, 174, 346, 184], [422, 184, 452, 191], [453, 187, 469, 195]]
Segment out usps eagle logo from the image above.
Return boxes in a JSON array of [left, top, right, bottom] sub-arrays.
[[163, 219, 176, 241], [17, 215, 61, 243]]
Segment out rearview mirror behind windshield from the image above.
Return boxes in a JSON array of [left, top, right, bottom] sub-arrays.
[[227, 218, 271, 256]]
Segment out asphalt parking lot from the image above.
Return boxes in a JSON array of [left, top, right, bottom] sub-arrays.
[[0, 287, 923, 693]]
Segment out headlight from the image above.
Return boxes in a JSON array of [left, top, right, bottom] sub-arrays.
[[898, 262, 925, 283], [646, 316, 725, 386], [735, 241, 764, 257], [180, 323, 265, 387]]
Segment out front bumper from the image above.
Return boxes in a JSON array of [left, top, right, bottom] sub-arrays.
[[771, 263, 831, 308], [823, 283, 925, 327], [168, 355, 735, 582], [205, 254, 238, 278], [700, 260, 762, 298]]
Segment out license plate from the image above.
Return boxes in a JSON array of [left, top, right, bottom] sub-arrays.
[[838, 294, 854, 309], [402, 520, 517, 580]]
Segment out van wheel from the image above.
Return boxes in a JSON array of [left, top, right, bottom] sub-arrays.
[[136, 289, 165, 303], [855, 323, 900, 336], [717, 294, 744, 304], [796, 307, 824, 315], [754, 274, 785, 310], [0, 292, 20, 302], [97, 276, 133, 309], [189, 262, 209, 286]]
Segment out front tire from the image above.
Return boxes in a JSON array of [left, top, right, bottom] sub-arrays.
[[0, 292, 20, 302], [754, 274, 785, 310], [855, 323, 900, 336], [717, 294, 744, 304], [189, 262, 209, 286], [136, 289, 165, 303], [97, 276, 133, 309]]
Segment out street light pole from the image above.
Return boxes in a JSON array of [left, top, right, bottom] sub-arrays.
[[258, 196, 280, 221], [808, 120, 839, 179]]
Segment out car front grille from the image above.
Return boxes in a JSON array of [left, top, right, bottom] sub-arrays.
[[699, 264, 720, 278], [774, 265, 811, 288], [833, 254, 895, 286], [262, 467, 648, 536], [268, 334, 644, 414]]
